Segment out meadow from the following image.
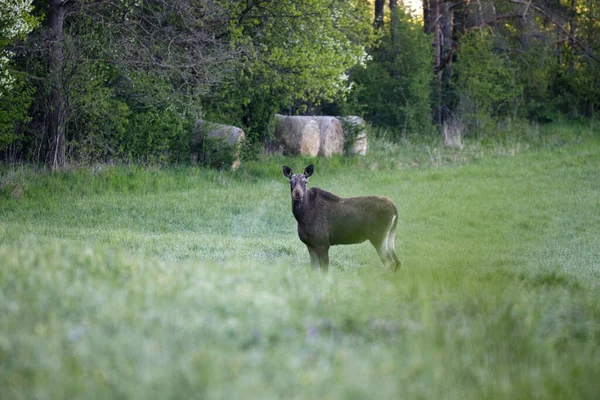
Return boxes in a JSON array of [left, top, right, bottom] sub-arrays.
[[1, 123, 599, 399]]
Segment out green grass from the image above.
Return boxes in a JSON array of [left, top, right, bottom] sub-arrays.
[[1, 125, 599, 399]]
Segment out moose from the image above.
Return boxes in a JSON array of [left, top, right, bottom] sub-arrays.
[[283, 164, 401, 272]]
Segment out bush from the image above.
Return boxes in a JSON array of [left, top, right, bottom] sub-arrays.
[[192, 135, 239, 170], [67, 79, 130, 163], [119, 107, 193, 164], [0, 73, 34, 153], [338, 117, 368, 154], [345, 6, 433, 138], [453, 31, 523, 137]]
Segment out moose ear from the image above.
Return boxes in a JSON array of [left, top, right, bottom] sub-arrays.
[[282, 165, 293, 178], [304, 164, 314, 178]]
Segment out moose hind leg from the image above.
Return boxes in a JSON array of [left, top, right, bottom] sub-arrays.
[[387, 231, 401, 272], [372, 237, 395, 270]]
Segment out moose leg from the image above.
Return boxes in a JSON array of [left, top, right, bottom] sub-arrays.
[[371, 237, 396, 271], [316, 246, 330, 273], [307, 246, 320, 270], [387, 232, 401, 272]]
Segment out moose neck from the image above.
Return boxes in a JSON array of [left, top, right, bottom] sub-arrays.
[[291, 191, 310, 222]]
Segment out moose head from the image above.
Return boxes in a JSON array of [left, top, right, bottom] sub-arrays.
[[283, 165, 314, 202]]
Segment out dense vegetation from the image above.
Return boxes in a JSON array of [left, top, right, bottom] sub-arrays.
[[1, 125, 599, 398], [1, 1, 599, 167]]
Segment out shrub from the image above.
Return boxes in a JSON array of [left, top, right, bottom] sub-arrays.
[[453, 31, 523, 137], [119, 107, 193, 164], [0, 73, 34, 153], [345, 6, 433, 138], [192, 135, 239, 170], [67, 80, 130, 163]]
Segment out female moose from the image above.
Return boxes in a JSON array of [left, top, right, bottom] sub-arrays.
[[283, 165, 400, 272]]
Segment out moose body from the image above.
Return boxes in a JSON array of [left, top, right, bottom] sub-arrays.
[[283, 165, 401, 272]]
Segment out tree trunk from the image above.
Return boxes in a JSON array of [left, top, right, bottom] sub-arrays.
[[390, 0, 399, 44], [440, 1, 452, 123], [432, 0, 442, 127], [452, 0, 465, 46], [568, 0, 576, 71], [423, 0, 433, 34], [431, 0, 455, 129], [374, 0, 385, 29], [46, 0, 67, 169]]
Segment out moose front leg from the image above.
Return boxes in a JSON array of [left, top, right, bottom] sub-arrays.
[[316, 246, 330, 273], [307, 246, 320, 270]]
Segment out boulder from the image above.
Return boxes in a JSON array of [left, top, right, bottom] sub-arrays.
[[338, 116, 368, 156], [314, 116, 344, 157], [193, 120, 245, 169], [194, 120, 245, 146], [274, 115, 320, 157]]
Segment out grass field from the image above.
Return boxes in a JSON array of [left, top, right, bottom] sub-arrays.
[[1, 124, 599, 399]]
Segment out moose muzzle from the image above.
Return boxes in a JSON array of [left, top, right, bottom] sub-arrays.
[[292, 186, 304, 201]]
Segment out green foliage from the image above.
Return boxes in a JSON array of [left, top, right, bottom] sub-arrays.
[[0, 1, 38, 151], [338, 118, 368, 154], [206, 0, 376, 143], [66, 61, 130, 162], [561, 0, 600, 117], [4, 0, 600, 165], [203, 79, 279, 144], [570, 61, 600, 116], [191, 121, 240, 170], [516, 39, 557, 122], [0, 0, 38, 96], [0, 73, 34, 150], [468, 0, 600, 123], [59, 14, 203, 165], [119, 107, 193, 164], [346, 7, 433, 138], [453, 31, 523, 129], [0, 0, 37, 48], [550, 53, 600, 119], [193, 135, 238, 170]]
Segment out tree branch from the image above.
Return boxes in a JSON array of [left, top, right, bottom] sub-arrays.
[[508, 0, 600, 64]]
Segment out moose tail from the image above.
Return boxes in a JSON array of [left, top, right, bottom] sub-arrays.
[[387, 209, 401, 271]]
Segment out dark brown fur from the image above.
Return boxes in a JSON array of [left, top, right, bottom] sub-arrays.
[[283, 165, 401, 272]]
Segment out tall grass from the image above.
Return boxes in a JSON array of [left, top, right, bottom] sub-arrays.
[[1, 124, 599, 399]]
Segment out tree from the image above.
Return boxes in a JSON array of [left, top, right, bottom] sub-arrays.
[[347, 4, 432, 136], [0, 0, 38, 96], [21, 0, 238, 166], [424, 0, 600, 135], [204, 0, 376, 143], [375, 0, 385, 28], [0, 0, 38, 153], [4, 0, 375, 164], [45, 0, 67, 168]]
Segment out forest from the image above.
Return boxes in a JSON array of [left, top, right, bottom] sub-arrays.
[[2, 0, 599, 168]]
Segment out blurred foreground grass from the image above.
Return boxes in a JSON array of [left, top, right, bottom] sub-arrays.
[[1, 126, 599, 399]]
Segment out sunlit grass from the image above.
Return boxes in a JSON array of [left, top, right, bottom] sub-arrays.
[[1, 126, 599, 399]]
